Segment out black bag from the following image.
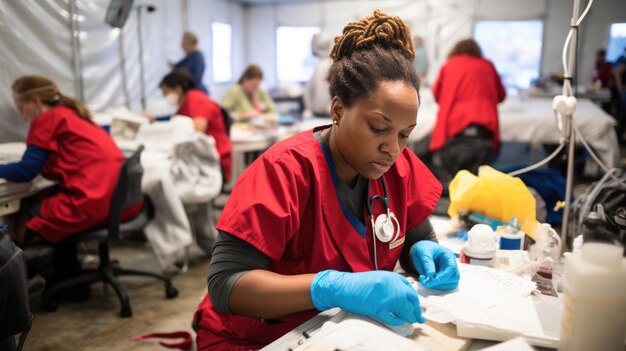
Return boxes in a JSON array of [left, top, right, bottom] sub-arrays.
[[0, 227, 31, 350], [568, 169, 626, 254]]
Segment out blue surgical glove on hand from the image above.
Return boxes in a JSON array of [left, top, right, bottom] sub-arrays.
[[411, 240, 460, 291], [310, 270, 425, 326]]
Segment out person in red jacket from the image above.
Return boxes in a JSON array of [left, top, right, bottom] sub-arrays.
[[159, 70, 233, 182], [429, 38, 506, 187], [0, 75, 142, 246]]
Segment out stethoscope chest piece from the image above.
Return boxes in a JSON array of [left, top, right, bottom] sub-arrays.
[[373, 212, 400, 243]]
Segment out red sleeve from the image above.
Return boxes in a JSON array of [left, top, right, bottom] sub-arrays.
[[215, 154, 310, 261], [26, 111, 59, 152], [404, 150, 442, 232]]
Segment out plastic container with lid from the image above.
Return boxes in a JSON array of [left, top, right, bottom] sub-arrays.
[[559, 242, 626, 351], [460, 224, 498, 267]]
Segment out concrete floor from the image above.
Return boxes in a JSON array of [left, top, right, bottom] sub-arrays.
[[25, 243, 210, 351]]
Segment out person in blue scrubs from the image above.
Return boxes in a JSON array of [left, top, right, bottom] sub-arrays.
[[168, 32, 208, 94]]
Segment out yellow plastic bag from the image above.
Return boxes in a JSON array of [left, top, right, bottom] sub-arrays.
[[448, 166, 539, 239]]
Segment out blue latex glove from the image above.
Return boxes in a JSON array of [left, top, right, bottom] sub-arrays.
[[411, 240, 460, 291], [310, 270, 425, 326]]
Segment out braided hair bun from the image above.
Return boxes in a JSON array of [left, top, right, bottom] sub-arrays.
[[326, 10, 420, 107], [331, 10, 415, 62]]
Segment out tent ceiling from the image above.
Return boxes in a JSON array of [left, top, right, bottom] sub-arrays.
[[227, 0, 318, 4]]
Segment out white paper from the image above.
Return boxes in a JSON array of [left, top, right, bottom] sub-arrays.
[[293, 315, 424, 351], [0, 142, 26, 163], [418, 263, 541, 336]]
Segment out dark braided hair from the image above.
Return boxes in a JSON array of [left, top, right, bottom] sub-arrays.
[[327, 10, 419, 107], [160, 69, 196, 93]]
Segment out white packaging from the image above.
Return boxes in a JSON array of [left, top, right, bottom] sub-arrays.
[[559, 243, 626, 351]]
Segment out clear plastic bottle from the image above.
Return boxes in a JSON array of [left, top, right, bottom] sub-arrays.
[[559, 242, 626, 351]]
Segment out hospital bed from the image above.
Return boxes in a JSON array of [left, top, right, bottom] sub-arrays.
[[295, 91, 618, 170], [411, 90, 619, 169]]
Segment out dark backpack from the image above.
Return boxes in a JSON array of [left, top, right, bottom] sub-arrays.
[[568, 169, 626, 254], [0, 226, 31, 350]]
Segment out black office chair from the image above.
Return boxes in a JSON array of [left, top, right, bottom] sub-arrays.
[[219, 106, 233, 136], [41, 146, 178, 317], [214, 106, 234, 209]]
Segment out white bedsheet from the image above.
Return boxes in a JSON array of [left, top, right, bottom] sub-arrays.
[[411, 90, 619, 168]]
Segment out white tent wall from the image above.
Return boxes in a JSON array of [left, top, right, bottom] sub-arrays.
[[0, 0, 623, 144], [79, 0, 184, 113], [243, 4, 278, 89], [188, 0, 246, 99], [0, 0, 75, 143], [244, 0, 624, 90], [0, 0, 244, 143]]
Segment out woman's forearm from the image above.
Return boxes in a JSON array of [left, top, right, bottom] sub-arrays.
[[229, 270, 316, 319]]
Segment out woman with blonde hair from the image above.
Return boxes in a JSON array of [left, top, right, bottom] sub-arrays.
[[0, 76, 141, 246]]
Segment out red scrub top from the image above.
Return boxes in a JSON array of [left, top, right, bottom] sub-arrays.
[[194, 126, 442, 350], [178, 89, 233, 182], [430, 54, 506, 154], [25, 106, 142, 243]]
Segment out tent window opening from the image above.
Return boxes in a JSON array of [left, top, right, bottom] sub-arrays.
[[212, 22, 233, 83], [607, 23, 626, 62], [474, 20, 543, 89], [276, 26, 320, 83]]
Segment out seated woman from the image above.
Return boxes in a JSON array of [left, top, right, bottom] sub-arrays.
[[221, 64, 277, 124], [0, 75, 142, 247], [159, 70, 233, 182], [194, 10, 459, 350]]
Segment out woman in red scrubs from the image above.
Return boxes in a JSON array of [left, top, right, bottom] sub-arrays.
[[0, 75, 141, 246], [429, 38, 506, 185], [194, 11, 460, 350], [159, 70, 233, 182]]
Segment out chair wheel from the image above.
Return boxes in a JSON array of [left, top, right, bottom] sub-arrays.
[[120, 305, 132, 318], [165, 286, 178, 299], [42, 299, 59, 312]]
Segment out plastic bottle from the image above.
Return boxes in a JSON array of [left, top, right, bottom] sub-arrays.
[[559, 242, 626, 351], [460, 224, 498, 267]]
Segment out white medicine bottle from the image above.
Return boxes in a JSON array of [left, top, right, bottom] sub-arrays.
[[559, 242, 626, 351]]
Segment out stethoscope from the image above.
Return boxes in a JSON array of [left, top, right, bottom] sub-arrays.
[[366, 175, 400, 270]]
